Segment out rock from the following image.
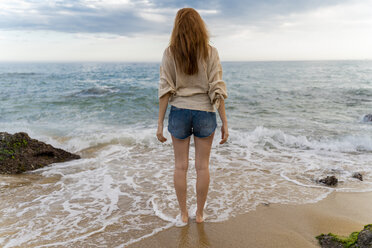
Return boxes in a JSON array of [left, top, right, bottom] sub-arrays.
[[363, 114, 372, 123], [316, 234, 345, 248], [356, 224, 372, 247], [319, 176, 338, 186], [316, 224, 372, 248], [0, 132, 80, 174], [352, 172, 363, 181]]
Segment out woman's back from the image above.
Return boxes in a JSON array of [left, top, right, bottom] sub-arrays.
[[159, 44, 227, 112]]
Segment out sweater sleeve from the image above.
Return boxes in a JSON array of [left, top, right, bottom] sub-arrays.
[[158, 48, 176, 99], [208, 47, 228, 110]]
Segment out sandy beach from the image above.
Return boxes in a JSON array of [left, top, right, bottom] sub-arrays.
[[128, 191, 372, 247]]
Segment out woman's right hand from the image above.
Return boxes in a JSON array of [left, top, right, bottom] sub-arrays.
[[216, 97, 228, 144], [220, 124, 229, 144], [157, 93, 171, 143], [156, 123, 167, 143]]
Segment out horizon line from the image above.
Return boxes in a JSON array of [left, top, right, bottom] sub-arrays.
[[0, 58, 371, 63]]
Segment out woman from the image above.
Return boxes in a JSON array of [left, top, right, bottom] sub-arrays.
[[156, 8, 228, 225]]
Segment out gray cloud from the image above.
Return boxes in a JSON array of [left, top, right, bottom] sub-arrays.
[[0, 0, 352, 36], [0, 0, 171, 35], [204, 0, 352, 28]]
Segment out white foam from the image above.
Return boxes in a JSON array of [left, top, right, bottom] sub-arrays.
[[150, 196, 175, 223], [232, 126, 372, 153], [174, 214, 188, 227], [280, 171, 335, 190], [0, 181, 9, 186]]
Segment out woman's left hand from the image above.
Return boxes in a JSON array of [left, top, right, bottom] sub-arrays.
[[156, 123, 167, 143]]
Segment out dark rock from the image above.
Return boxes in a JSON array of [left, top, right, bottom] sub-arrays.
[[316, 234, 345, 248], [356, 224, 372, 247], [0, 132, 80, 174], [316, 224, 372, 248], [363, 114, 372, 123], [319, 176, 338, 186], [352, 172, 363, 181]]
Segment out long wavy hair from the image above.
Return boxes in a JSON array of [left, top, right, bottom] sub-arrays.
[[169, 8, 210, 75]]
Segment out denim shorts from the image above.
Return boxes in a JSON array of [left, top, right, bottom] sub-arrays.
[[168, 105, 217, 139]]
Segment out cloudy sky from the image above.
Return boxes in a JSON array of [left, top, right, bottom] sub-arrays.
[[0, 0, 371, 62]]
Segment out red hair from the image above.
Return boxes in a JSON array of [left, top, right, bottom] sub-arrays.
[[169, 8, 210, 75]]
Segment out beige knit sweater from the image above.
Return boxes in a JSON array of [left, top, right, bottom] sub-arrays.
[[158, 45, 228, 112]]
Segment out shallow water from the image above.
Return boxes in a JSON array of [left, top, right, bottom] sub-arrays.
[[0, 61, 371, 247]]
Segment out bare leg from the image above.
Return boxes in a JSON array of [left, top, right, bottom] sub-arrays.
[[171, 135, 191, 223], [194, 132, 215, 223]]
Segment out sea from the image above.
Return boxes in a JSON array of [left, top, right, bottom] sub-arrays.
[[0, 60, 371, 247]]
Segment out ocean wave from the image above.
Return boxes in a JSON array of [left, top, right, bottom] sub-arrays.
[[0, 72, 39, 76], [233, 126, 372, 153], [70, 85, 119, 97], [345, 88, 372, 97]]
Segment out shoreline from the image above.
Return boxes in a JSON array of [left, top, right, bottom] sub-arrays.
[[128, 191, 372, 247]]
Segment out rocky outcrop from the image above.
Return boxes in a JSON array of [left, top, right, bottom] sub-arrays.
[[352, 172, 363, 181], [357, 225, 372, 247], [317, 173, 364, 187], [318, 176, 338, 186], [0, 132, 80, 174], [316, 224, 372, 248]]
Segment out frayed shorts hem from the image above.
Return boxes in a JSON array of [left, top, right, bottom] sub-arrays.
[[168, 124, 217, 140]]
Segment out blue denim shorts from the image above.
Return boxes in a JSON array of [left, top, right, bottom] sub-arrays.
[[168, 105, 217, 139]]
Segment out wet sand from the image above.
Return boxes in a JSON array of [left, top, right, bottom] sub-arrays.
[[128, 191, 372, 247]]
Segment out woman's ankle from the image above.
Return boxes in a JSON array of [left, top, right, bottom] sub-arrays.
[[195, 211, 204, 223]]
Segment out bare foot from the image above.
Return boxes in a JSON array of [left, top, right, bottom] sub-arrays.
[[181, 211, 189, 223], [195, 211, 204, 223]]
